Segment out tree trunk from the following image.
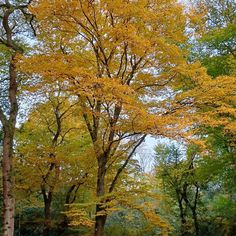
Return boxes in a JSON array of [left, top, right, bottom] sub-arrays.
[[192, 209, 199, 236], [94, 157, 107, 236], [42, 194, 52, 236], [2, 128, 15, 236], [57, 215, 69, 236], [94, 212, 107, 236], [57, 185, 75, 235], [177, 197, 187, 236], [193, 187, 200, 236], [2, 55, 18, 236], [176, 187, 189, 236]]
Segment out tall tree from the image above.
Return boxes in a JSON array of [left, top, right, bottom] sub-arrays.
[[20, 0, 191, 234], [0, 1, 34, 235]]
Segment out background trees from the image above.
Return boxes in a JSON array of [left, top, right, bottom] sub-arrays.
[[15, 84, 94, 236], [155, 144, 203, 236]]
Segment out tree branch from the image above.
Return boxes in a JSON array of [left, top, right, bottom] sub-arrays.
[[109, 134, 146, 193]]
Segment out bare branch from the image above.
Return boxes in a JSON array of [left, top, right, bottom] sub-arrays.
[[109, 134, 146, 193]]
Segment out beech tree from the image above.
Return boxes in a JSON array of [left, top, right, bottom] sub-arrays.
[[18, 0, 192, 235]]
